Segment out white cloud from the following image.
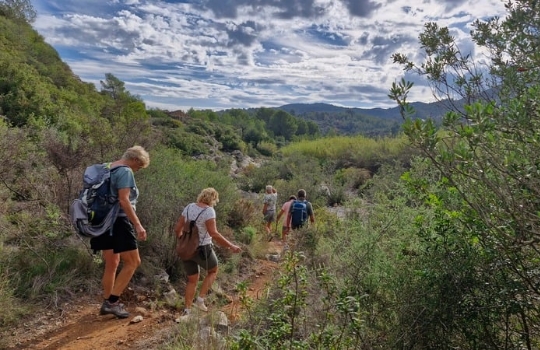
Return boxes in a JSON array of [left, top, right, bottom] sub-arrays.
[[30, 0, 507, 111]]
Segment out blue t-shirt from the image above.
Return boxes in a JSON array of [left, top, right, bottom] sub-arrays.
[[110, 165, 139, 215]]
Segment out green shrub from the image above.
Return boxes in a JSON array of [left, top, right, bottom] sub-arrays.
[[235, 226, 257, 245], [226, 199, 259, 230], [164, 128, 209, 156], [236, 162, 280, 193], [335, 167, 371, 189], [256, 141, 277, 156], [0, 254, 24, 328]]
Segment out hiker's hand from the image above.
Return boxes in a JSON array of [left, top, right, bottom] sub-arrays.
[[229, 244, 241, 253], [135, 224, 147, 241]]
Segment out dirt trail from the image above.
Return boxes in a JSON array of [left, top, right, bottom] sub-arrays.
[[4, 242, 283, 350]]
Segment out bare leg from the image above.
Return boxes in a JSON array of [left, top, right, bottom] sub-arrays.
[[282, 227, 289, 242], [185, 273, 199, 309], [111, 249, 141, 296], [102, 249, 120, 299], [198, 266, 218, 299]]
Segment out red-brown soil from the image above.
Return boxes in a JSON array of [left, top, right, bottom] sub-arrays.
[[2, 242, 284, 349]]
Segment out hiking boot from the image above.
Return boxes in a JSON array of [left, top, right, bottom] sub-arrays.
[[194, 298, 208, 312], [100, 300, 129, 318], [175, 309, 192, 323], [99, 300, 125, 315]]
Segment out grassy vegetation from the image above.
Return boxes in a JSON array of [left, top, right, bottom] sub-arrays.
[[3, 1, 540, 348]]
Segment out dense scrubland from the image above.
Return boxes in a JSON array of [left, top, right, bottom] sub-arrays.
[[2, 0, 540, 348]]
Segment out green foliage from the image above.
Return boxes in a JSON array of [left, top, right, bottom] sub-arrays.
[[0, 262, 24, 328], [236, 161, 281, 193], [11, 4, 540, 348], [268, 110, 298, 140], [255, 141, 277, 157], [299, 109, 400, 136], [235, 226, 257, 245], [230, 251, 366, 349], [389, 2, 540, 346], [0, 16, 103, 129], [281, 134, 411, 172], [214, 125, 246, 152], [334, 167, 371, 190], [163, 128, 210, 156], [0, 0, 36, 23], [226, 199, 260, 230]]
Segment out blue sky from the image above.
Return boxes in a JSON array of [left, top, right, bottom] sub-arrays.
[[30, 0, 507, 111]]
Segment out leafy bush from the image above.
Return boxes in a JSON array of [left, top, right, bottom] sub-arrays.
[[235, 226, 257, 245], [334, 167, 371, 190], [226, 198, 260, 230], [256, 141, 277, 156], [164, 128, 210, 156], [215, 125, 246, 152]]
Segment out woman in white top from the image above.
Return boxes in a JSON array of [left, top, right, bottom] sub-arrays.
[[174, 187, 241, 318]]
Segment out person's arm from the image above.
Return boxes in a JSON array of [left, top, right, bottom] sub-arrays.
[[173, 214, 186, 238], [262, 202, 268, 214], [118, 187, 147, 241], [276, 208, 285, 223], [308, 203, 315, 224], [205, 218, 241, 253], [285, 213, 292, 228]]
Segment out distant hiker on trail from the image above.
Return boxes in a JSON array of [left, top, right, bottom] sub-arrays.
[[174, 187, 242, 321], [262, 185, 278, 236], [276, 195, 297, 243], [288, 189, 315, 230], [90, 145, 150, 319]]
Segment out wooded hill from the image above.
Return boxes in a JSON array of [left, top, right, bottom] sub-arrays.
[[0, 3, 447, 141], [4, 1, 540, 349], [274, 100, 450, 136]]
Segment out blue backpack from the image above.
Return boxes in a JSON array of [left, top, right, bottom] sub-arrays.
[[290, 200, 308, 228], [69, 163, 127, 237]]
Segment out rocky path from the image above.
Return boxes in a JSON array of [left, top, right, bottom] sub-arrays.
[[3, 242, 283, 349]]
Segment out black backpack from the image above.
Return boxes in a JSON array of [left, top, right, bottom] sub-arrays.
[[69, 163, 127, 237]]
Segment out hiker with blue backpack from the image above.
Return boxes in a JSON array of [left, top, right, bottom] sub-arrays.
[[288, 189, 315, 230], [276, 194, 297, 243], [85, 146, 150, 318]]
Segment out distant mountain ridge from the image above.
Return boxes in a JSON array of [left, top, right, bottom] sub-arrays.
[[277, 101, 451, 120], [270, 101, 451, 136]]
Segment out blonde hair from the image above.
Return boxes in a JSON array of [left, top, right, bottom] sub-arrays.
[[122, 145, 150, 168], [266, 185, 273, 193], [197, 187, 219, 206]]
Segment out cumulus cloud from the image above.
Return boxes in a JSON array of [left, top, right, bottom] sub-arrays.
[[30, 0, 507, 110]]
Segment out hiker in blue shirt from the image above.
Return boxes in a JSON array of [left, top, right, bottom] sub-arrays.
[[90, 145, 150, 318]]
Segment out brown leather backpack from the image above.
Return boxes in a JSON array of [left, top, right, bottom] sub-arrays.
[[176, 204, 208, 261]]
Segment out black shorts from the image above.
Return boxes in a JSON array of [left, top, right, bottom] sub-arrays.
[[90, 216, 138, 254]]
